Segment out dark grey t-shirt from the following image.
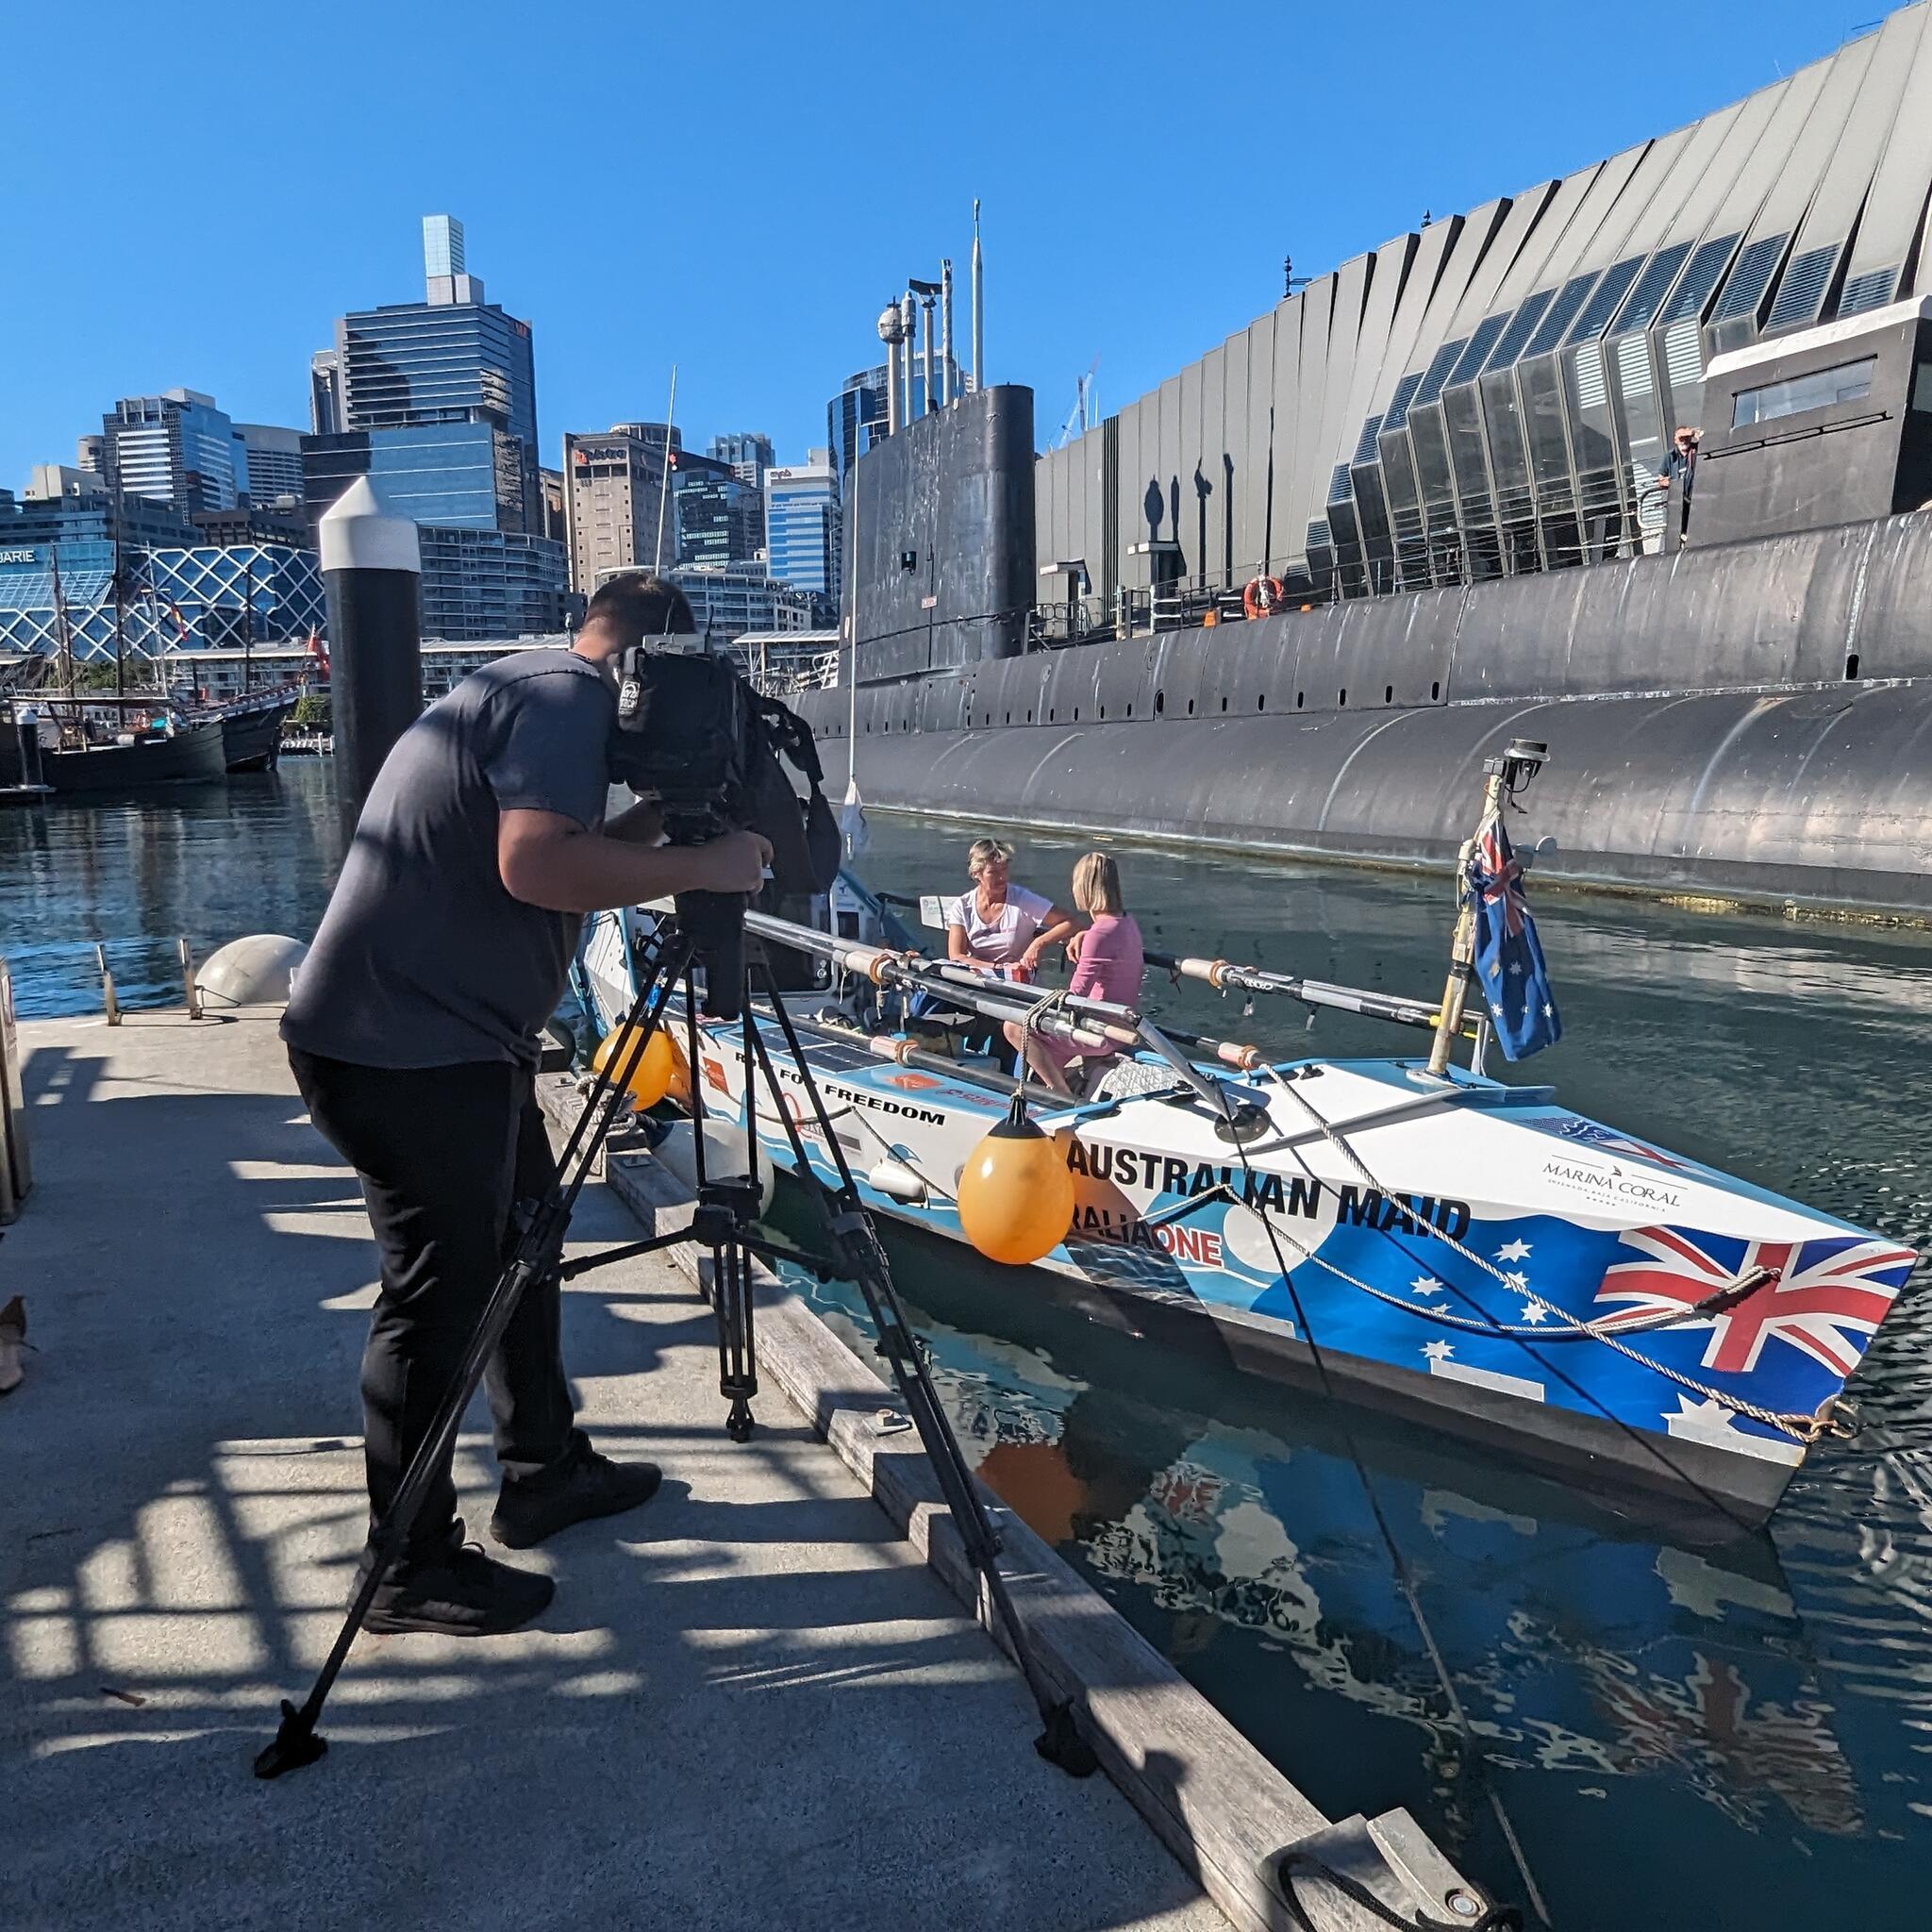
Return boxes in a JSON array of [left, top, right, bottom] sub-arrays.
[[282, 648, 613, 1069]]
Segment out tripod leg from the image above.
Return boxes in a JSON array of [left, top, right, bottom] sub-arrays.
[[715, 1239, 758, 1441], [256, 932, 696, 1780], [741, 985, 1098, 1778]]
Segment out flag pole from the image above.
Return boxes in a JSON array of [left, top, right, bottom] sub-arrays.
[[1425, 740, 1549, 1075]]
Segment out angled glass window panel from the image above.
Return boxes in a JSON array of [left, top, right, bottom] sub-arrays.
[[1766, 242, 1844, 330], [1565, 258, 1646, 344], [1658, 234, 1742, 328], [1349, 413, 1386, 468], [1380, 372, 1425, 434], [1412, 339, 1468, 408], [1482, 292, 1554, 374], [1448, 315, 1509, 387], [1711, 233, 1789, 323], [1325, 461, 1355, 508], [1524, 275, 1597, 358], [1731, 356, 1876, 427], [1840, 264, 1904, 317]]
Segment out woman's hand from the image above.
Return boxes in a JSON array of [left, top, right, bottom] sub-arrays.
[[1065, 930, 1086, 964], [1018, 941, 1047, 974]]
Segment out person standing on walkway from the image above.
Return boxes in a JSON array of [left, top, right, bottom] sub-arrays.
[[281, 574, 769, 1637]]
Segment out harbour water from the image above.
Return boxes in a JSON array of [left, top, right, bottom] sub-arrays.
[[6, 764, 1930, 1930]]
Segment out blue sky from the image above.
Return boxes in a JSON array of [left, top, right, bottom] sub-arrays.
[[0, 0, 1873, 487]]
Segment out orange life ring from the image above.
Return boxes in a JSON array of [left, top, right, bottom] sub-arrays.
[[1242, 575, 1285, 621]]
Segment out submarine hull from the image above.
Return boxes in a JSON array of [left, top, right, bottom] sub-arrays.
[[804, 510, 1932, 916]]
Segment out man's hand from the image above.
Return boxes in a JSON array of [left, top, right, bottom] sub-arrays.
[[685, 829, 771, 895]]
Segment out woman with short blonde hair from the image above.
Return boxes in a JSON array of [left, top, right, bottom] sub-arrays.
[[944, 835, 1078, 984]]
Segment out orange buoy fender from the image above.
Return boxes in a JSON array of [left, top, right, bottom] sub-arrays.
[[956, 1092, 1076, 1266], [591, 1021, 680, 1114]]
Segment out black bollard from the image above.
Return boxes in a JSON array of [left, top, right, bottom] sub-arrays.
[[318, 475, 422, 853]]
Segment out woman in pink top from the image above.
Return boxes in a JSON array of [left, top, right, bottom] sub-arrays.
[[1005, 852, 1145, 1096]]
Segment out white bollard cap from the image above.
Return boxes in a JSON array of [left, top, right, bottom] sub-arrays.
[[318, 476, 421, 575]]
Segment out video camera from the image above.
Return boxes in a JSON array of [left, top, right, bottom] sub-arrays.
[[609, 645, 839, 1019]]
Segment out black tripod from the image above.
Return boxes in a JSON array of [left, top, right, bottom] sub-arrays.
[[256, 915, 1096, 1781]]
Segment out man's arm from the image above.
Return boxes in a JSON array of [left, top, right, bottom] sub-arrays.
[[498, 810, 769, 913]]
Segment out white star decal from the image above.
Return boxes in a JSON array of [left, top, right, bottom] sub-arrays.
[[1409, 1274, 1445, 1297], [1422, 1340, 1456, 1362], [1504, 1269, 1529, 1292], [1518, 1300, 1550, 1324], [1507, 961, 1524, 976], [1494, 1239, 1532, 1262]]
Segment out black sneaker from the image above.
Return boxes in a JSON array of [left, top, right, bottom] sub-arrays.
[[361, 1523, 556, 1637], [491, 1434, 663, 1549]]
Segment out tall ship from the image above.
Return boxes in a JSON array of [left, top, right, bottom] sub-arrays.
[[801, 2, 1932, 919]]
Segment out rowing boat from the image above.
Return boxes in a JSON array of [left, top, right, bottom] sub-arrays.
[[574, 770, 1916, 1529]]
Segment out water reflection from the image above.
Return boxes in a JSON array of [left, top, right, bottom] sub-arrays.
[[0, 763, 341, 1017], [795, 813, 1932, 1932]]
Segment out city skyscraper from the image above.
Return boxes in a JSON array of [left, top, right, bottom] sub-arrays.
[[764, 454, 840, 596], [559, 422, 680, 593], [234, 424, 305, 506], [308, 350, 342, 436], [827, 368, 888, 498], [708, 432, 774, 490], [103, 389, 243, 515], [300, 216, 569, 639], [303, 215, 541, 533], [675, 453, 762, 569]]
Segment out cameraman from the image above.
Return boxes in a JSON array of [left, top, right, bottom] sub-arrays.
[[282, 574, 768, 1637]]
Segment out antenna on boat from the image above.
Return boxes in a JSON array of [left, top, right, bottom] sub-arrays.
[[1424, 738, 1547, 1078]]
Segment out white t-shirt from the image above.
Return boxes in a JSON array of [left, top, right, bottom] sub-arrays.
[[945, 884, 1054, 970]]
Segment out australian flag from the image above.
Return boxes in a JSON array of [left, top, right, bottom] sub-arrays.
[[1467, 810, 1561, 1060]]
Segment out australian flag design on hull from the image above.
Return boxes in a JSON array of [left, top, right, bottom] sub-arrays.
[[1236, 1204, 1911, 1462]]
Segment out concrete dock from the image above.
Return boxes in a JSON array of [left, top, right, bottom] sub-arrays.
[[1, 1010, 1229, 1931]]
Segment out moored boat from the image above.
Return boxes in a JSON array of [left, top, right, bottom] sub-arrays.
[[574, 759, 1918, 1530], [41, 713, 226, 792]]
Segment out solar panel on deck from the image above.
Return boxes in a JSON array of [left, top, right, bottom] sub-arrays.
[[1606, 242, 1690, 338], [1767, 242, 1842, 329], [1838, 264, 1902, 316], [1482, 292, 1554, 374], [1448, 315, 1509, 386]]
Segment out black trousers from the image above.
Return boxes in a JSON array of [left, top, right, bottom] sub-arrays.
[[289, 1050, 578, 1559]]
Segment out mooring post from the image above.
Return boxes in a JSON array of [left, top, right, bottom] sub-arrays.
[[95, 943, 121, 1027], [318, 475, 422, 855], [178, 937, 202, 1020]]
